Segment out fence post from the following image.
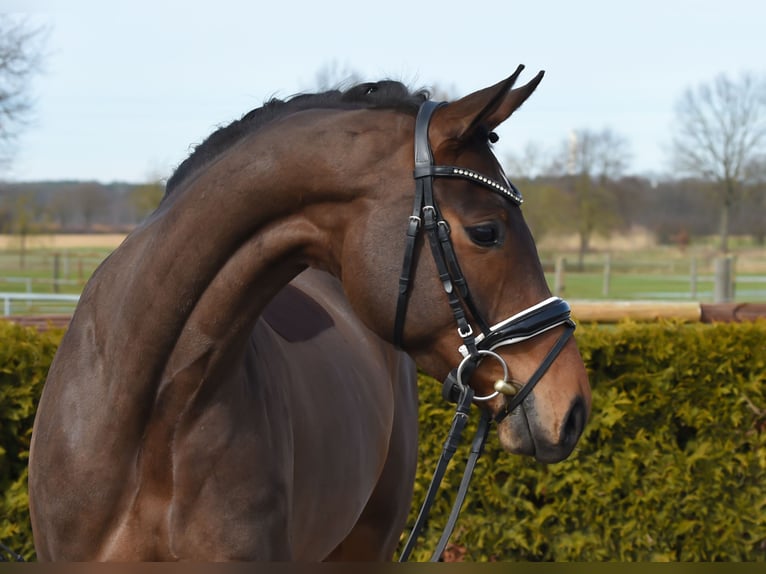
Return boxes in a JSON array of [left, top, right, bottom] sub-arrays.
[[689, 257, 697, 299], [602, 253, 611, 297], [713, 255, 735, 303], [53, 253, 61, 294], [554, 257, 565, 297]]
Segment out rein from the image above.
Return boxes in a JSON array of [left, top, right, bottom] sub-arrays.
[[0, 541, 24, 562], [396, 101, 575, 562]]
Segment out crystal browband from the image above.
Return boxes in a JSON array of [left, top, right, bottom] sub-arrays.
[[413, 165, 523, 206]]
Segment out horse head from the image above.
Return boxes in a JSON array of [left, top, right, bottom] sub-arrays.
[[339, 67, 591, 463]]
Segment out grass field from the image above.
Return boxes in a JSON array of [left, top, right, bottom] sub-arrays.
[[0, 234, 123, 314], [1, 233, 765, 315], [541, 244, 766, 302], [549, 271, 766, 301]]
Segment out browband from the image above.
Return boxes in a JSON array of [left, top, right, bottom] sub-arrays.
[[413, 165, 523, 205]]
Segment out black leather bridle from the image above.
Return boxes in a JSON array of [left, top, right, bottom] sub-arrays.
[[396, 101, 576, 562]]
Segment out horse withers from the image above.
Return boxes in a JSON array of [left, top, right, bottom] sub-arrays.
[[28, 67, 591, 561]]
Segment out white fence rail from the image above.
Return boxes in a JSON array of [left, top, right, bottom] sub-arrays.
[[1, 292, 80, 316]]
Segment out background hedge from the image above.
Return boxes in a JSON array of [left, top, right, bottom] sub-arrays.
[[403, 320, 766, 561], [0, 321, 62, 561], [0, 319, 764, 561]]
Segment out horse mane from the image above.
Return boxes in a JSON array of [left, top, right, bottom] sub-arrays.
[[165, 80, 431, 195]]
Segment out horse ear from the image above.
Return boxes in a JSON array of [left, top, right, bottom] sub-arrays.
[[433, 66, 545, 142]]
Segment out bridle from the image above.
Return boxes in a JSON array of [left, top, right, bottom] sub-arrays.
[[394, 99, 576, 414], [396, 100, 576, 561]]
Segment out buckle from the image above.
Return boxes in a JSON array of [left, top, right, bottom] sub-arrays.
[[406, 215, 421, 236], [422, 205, 437, 228]]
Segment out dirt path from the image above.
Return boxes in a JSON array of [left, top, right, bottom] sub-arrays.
[[0, 234, 127, 250]]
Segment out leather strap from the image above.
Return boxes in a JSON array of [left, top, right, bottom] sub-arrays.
[[393, 181, 425, 348], [413, 101, 442, 169], [398, 385, 474, 562], [494, 322, 575, 424], [478, 298, 573, 351], [393, 100, 491, 351], [429, 409, 491, 561]]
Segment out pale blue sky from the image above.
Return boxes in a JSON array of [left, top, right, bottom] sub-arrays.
[[5, 0, 766, 183]]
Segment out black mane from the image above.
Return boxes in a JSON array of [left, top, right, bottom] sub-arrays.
[[165, 81, 430, 194]]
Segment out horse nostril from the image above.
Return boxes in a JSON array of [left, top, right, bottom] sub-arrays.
[[560, 396, 587, 450]]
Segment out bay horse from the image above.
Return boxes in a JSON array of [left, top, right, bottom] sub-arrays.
[[28, 66, 591, 561]]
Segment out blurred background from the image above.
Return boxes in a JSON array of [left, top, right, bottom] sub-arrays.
[[1, 0, 765, 315]]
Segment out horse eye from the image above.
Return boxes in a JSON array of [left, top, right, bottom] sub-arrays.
[[466, 223, 501, 247]]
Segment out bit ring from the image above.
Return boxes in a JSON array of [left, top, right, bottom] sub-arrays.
[[456, 349, 509, 402]]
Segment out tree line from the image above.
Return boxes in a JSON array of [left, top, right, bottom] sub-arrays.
[[0, 180, 164, 235], [520, 173, 765, 262], [0, 21, 764, 258], [1, 173, 763, 249]]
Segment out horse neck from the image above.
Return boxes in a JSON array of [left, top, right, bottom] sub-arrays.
[[79, 117, 374, 381]]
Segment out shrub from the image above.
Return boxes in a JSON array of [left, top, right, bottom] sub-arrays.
[[2, 319, 765, 561], [403, 321, 766, 561], [0, 321, 62, 561]]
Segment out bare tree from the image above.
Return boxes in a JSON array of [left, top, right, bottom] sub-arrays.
[[72, 182, 109, 230], [313, 61, 363, 91], [7, 190, 44, 268], [561, 128, 630, 178], [672, 72, 766, 253], [548, 128, 631, 268], [505, 141, 548, 180], [312, 61, 457, 103], [128, 179, 165, 220], [0, 15, 46, 167], [744, 156, 766, 245]]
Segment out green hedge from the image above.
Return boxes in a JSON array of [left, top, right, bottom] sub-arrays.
[[1, 320, 765, 561], [0, 321, 63, 561], [404, 320, 766, 561]]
